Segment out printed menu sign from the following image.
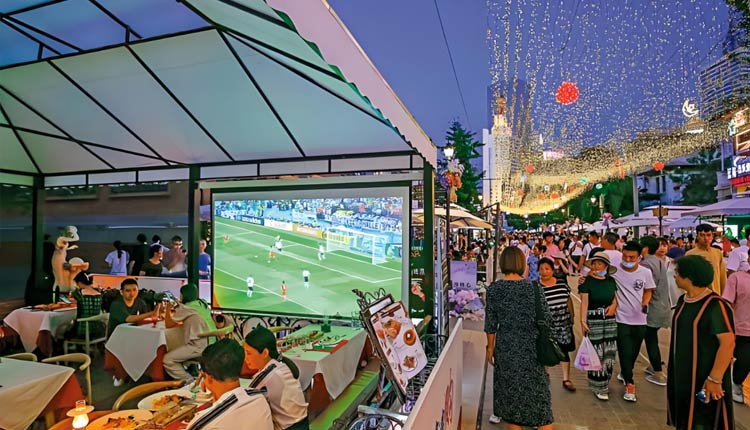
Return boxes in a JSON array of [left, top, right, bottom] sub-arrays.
[[370, 301, 427, 391]]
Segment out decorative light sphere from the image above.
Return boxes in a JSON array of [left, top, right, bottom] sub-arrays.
[[595, 183, 603, 190], [525, 163, 535, 173], [653, 161, 665, 171], [580, 176, 588, 185], [555, 81, 579, 105], [550, 192, 560, 199]]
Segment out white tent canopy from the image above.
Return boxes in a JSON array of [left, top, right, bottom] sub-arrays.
[[666, 216, 720, 230], [0, 0, 435, 180], [682, 198, 750, 216]]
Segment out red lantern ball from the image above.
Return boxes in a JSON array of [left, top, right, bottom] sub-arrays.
[[525, 163, 535, 173], [551, 192, 560, 199], [517, 189, 525, 197], [653, 161, 665, 172], [556, 81, 579, 105]]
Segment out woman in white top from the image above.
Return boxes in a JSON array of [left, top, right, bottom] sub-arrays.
[[244, 326, 309, 430], [104, 240, 129, 275]]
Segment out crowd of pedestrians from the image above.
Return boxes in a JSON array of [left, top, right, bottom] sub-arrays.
[[483, 223, 748, 430]]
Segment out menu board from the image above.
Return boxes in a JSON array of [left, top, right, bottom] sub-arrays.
[[370, 301, 428, 392]]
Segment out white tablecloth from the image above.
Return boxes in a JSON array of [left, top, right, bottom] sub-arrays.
[[285, 325, 367, 399], [105, 321, 182, 381], [3, 307, 77, 352], [0, 358, 73, 430]]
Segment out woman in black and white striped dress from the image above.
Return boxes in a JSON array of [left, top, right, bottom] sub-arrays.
[[538, 257, 577, 392]]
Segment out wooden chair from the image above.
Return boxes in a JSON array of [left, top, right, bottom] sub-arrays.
[[63, 313, 109, 356], [3, 352, 37, 361], [112, 380, 183, 411], [42, 353, 93, 404]]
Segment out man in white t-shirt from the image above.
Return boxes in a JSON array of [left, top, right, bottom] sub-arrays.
[[601, 232, 623, 268], [517, 236, 530, 257], [568, 234, 583, 271], [611, 241, 655, 403], [727, 238, 750, 276], [580, 231, 601, 268], [302, 270, 310, 288]]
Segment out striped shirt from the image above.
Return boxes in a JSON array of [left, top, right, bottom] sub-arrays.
[[541, 280, 573, 345]]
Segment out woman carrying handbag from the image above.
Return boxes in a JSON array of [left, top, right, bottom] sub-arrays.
[[485, 246, 554, 429]]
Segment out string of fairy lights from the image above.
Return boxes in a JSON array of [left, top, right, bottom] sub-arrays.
[[486, 0, 733, 215]]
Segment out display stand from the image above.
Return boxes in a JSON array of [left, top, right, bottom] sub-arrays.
[[350, 289, 441, 430]]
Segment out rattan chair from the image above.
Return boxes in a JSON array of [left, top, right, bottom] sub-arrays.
[[42, 353, 93, 404], [3, 352, 37, 361], [112, 380, 183, 411], [63, 313, 109, 356], [198, 324, 235, 343]]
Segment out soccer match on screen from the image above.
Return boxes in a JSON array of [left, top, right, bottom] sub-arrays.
[[212, 195, 404, 317]]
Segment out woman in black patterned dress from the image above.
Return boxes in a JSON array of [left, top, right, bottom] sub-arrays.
[[485, 246, 554, 429], [71, 272, 103, 339]]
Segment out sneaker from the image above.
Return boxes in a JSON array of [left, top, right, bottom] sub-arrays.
[[113, 376, 124, 387], [595, 392, 610, 401], [489, 415, 502, 424], [733, 382, 745, 404], [623, 384, 637, 402], [646, 372, 667, 386], [617, 373, 625, 385], [643, 365, 655, 376]]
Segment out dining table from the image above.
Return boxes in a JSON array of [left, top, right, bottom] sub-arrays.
[[104, 320, 183, 382], [3, 306, 77, 356], [0, 357, 84, 430]]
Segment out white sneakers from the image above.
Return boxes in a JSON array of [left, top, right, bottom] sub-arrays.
[[595, 392, 610, 401], [113, 376, 124, 387], [489, 415, 502, 424], [733, 382, 745, 404]]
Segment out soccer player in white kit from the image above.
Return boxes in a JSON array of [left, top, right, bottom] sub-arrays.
[[318, 244, 326, 261], [302, 269, 310, 288], [275, 238, 283, 253], [246, 276, 254, 298]]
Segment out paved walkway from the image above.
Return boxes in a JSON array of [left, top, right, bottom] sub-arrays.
[[475, 291, 750, 430]]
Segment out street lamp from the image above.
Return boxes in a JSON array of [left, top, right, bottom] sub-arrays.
[[443, 144, 455, 160]]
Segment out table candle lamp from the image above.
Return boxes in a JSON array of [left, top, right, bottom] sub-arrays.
[[67, 400, 94, 429]]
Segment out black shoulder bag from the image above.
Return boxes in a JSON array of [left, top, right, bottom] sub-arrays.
[[533, 282, 565, 366]]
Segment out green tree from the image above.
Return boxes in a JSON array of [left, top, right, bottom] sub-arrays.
[[444, 121, 483, 211], [680, 149, 721, 206]]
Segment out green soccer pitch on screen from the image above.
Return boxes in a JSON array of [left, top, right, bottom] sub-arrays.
[[211, 188, 407, 318]]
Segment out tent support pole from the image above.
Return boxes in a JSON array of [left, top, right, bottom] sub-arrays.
[[31, 175, 45, 300], [187, 166, 201, 286], [422, 164, 435, 330]]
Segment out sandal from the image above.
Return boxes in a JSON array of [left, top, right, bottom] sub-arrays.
[[562, 380, 576, 392]]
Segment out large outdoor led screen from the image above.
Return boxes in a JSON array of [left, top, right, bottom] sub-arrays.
[[212, 187, 408, 318]]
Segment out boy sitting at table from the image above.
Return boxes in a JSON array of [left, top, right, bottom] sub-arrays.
[[244, 326, 309, 430], [188, 339, 273, 430], [108, 279, 161, 337]]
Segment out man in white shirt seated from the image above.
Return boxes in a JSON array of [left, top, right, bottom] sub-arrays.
[[188, 339, 274, 430]]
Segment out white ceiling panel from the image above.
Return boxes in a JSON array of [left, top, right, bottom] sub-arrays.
[[0, 62, 159, 157], [53, 47, 230, 164], [88, 146, 167, 170], [233, 41, 405, 157], [132, 31, 301, 161], [0, 128, 37, 173], [20, 131, 110, 173]]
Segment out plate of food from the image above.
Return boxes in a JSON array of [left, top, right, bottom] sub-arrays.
[[87, 410, 153, 430], [137, 389, 193, 411]]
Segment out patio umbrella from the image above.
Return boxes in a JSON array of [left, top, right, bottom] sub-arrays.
[[666, 216, 720, 230], [681, 198, 750, 216], [413, 205, 494, 229]]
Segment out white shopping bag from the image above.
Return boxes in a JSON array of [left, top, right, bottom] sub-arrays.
[[574, 336, 602, 371]]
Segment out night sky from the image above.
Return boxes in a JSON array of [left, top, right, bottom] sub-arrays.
[[330, 0, 732, 151]]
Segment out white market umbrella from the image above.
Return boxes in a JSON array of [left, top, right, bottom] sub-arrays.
[[681, 198, 750, 216], [666, 216, 720, 230]]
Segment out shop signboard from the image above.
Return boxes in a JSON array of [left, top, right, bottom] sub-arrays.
[[450, 261, 477, 292], [409, 224, 432, 317], [727, 156, 750, 180], [735, 129, 750, 156]]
